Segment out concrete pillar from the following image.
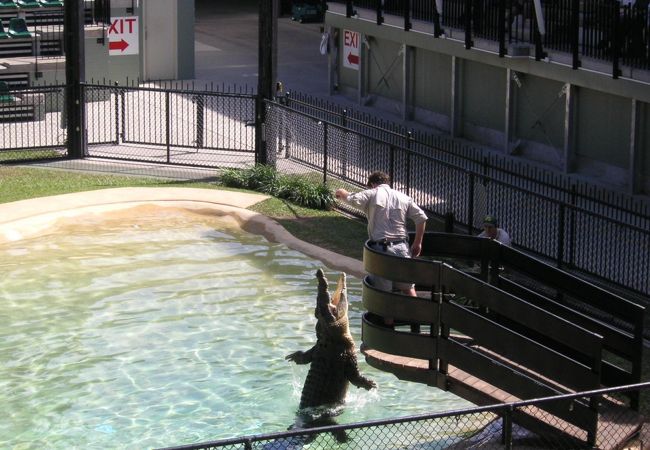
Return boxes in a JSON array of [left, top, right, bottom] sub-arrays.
[[450, 56, 462, 138], [563, 83, 576, 174], [629, 99, 641, 195], [358, 33, 368, 105], [402, 44, 414, 121]]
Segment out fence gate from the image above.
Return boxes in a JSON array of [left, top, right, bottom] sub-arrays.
[[84, 84, 257, 168]]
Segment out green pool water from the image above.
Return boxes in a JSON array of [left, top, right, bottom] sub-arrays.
[[0, 208, 470, 449]]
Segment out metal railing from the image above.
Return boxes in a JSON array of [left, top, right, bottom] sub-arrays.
[[282, 90, 650, 230], [266, 97, 650, 298], [1, 79, 649, 297], [329, 0, 650, 76], [84, 82, 258, 167], [156, 382, 650, 450]]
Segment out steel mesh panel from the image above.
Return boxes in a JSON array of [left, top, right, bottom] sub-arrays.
[[571, 212, 650, 293], [0, 85, 66, 159], [270, 104, 326, 173], [484, 182, 560, 258], [85, 85, 256, 168], [200, 93, 255, 152], [407, 153, 470, 223], [85, 86, 118, 145]]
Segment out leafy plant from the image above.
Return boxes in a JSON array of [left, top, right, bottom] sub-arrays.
[[219, 165, 333, 210], [276, 175, 334, 210]]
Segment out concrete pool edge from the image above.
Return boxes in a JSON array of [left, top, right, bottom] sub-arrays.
[[0, 187, 365, 278]]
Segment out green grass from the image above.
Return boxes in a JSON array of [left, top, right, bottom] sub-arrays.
[[0, 166, 368, 260]]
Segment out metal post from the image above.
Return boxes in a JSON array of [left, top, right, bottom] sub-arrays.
[[571, 0, 580, 69], [345, 0, 353, 17], [468, 173, 475, 235], [612, 1, 621, 79], [257, 0, 278, 166], [113, 87, 120, 144], [433, 0, 442, 37], [498, 0, 506, 57], [64, 0, 86, 159], [557, 203, 566, 268], [389, 145, 395, 188], [323, 122, 328, 183], [404, 0, 412, 31], [376, 0, 384, 25], [502, 406, 513, 449], [195, 94, 204, 149], [165, 91, 171, 163], [464, 0, 473, 49]]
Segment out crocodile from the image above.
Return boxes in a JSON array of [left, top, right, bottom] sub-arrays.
[[285, 269, 376, 442]]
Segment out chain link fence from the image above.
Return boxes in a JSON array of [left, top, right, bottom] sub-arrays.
[[84, 83, 257, 168], [157, 383, 650, 450], [266, 99, 650, 299]]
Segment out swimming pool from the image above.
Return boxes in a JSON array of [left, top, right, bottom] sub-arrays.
[[0, 205, 470, 449]]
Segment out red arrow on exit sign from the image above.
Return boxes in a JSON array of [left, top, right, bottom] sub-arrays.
[[109, 39, 129, 52], [347, 52, 359, 65]]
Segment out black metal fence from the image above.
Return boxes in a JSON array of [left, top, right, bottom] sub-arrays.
[[1, 79, 649, 297], [156, 382, 650, 450], [266, 97, 650, 298], [330, 0, 650, 76], [0, 0, 110, 72], [83, 82, 257, 168], [0, 83, 66, 160]]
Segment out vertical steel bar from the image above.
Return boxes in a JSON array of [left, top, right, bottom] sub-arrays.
[[323, 121, 328, 184], [612, 0, 621, 78], [571, 0, 580, 69], [376, 0, 384, 25], [465, 0, 472, 48], [404, 0, 412, 31], [498, 0, 506, 57], [468, 173, 475, 235], [557, 203, 566, 268], [166, 91, 171, 163]]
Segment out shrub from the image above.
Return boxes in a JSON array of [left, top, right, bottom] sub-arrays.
[[219, 165, 334, 210], [276, 175, 334, 210]]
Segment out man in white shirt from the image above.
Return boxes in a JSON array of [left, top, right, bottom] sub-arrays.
[[335, 171, 427, 297], [478, 215, 512, 246]]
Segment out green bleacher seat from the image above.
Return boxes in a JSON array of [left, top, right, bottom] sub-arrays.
[[8, 17, 31, 38], [0, 81, 16, 103], [37, 0, 62, 6], [16, 0, 40, 7], [0, 20, 8, 39], [0, 0, 17, 8]]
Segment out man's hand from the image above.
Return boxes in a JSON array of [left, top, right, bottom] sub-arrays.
[[411, 242, 422, 258], [335, 188, 349, 200]]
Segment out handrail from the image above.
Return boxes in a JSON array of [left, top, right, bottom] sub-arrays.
[[361, 233, 644, 409]]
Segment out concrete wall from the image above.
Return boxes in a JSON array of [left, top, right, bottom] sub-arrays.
[[575, 88, 631, 182], [512, 74, 565, 166], [366, 37, 403, 102], [413, 48, 451, 130], [325, 10, 650, 195], [461, 60, 506, 149]]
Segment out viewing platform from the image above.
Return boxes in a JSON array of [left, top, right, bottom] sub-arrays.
[[359, 232, 645, 448]]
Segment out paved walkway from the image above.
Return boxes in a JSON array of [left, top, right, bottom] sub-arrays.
[[0, 186, 364, 278]]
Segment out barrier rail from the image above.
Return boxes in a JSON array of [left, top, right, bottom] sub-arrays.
[[156, 382, 650, 450], [359, 232, 644, 446], [267, 99, 650, 298], [329, 0, 650, 75]]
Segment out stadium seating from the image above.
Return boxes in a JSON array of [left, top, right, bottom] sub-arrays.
[[0, 0, 17, 9], [7, 17, 31, 37], [0, 20, 8, 39], [16, 0, 40, 7]]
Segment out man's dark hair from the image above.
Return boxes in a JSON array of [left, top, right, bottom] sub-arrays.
[[367, 171, 390, 186]]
